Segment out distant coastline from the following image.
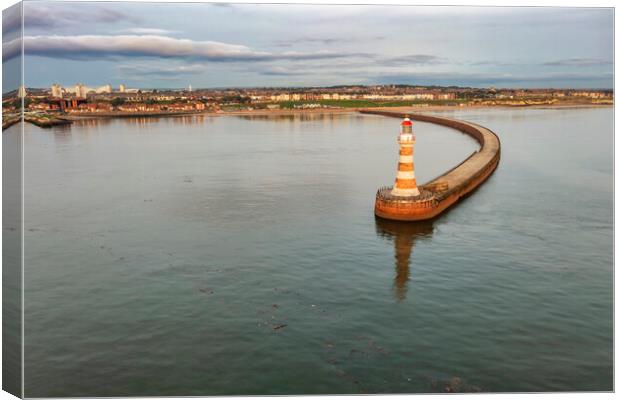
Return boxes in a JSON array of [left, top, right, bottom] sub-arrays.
[[2, 102, 613, 130], [64, 101, 616, 119]]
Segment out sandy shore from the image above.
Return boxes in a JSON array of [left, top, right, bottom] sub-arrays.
[[359, 103, 612, 113], [201, 103, 612, 116], [190, 102, 612, 117], [64, 107, 355, 120]]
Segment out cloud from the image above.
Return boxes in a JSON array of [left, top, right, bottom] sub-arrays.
[[4, 34, 372, 62], [371, 71, 613, 88], [3, 4, 138, 37], [2, 4, 21, 40], [210, 2, 235, 8], [243, 63, 614, 88], [252, 58, 383, 77], [383, 54, 447, 66], [274, 35, 385, 47], [256, 66, 307, 76], [118, 63, 205, 77], [541, 58, 612, 67], [251, 55, 446, 78], [469, 60, 518, 67], [2, 38, 20, 61], [115, 28, 181, 35]]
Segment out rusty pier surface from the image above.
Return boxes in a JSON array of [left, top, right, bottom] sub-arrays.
[[361, 109, 501, 221]]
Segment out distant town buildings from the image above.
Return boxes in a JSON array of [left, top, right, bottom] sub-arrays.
[[65, 83, 89, 98], [95, 84, 112, 94], [51, 84, 63, 98], [36, 83, 612, 109], [50, 83, 131, 98], [17, 85, 27, 99], [3, 82, 612, 117], [570, 91, 609, 98]]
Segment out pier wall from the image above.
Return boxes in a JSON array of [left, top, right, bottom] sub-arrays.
[[361, 109, 501, 221]]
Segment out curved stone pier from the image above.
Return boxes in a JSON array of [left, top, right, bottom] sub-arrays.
[[360, 109, 501, 221]]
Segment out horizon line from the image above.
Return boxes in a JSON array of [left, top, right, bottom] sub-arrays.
[[9, 84, 615, 92]]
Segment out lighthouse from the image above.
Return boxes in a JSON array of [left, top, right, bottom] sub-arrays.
[[375, 115, 435, 221], [374, 111, 500, 222], [390, 118, 420, 197]]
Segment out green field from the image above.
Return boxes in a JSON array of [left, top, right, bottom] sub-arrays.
[[276, 99, 467, 109]]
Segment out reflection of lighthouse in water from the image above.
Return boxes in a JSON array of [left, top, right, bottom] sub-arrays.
[[375, 218, 434, 302]]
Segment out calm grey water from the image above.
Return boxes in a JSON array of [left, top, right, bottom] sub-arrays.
[[18, 108, 612, 396]]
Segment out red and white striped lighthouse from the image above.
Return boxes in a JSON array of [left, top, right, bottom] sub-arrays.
[[390, 117, 420, 197]]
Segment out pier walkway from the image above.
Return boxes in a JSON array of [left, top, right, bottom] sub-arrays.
[[360, 109, 501, 220]]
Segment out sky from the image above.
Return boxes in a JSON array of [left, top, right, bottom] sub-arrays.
[[2, 1, 614, 90]]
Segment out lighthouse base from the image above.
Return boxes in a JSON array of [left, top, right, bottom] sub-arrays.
[[374, 187, 439, 221]]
